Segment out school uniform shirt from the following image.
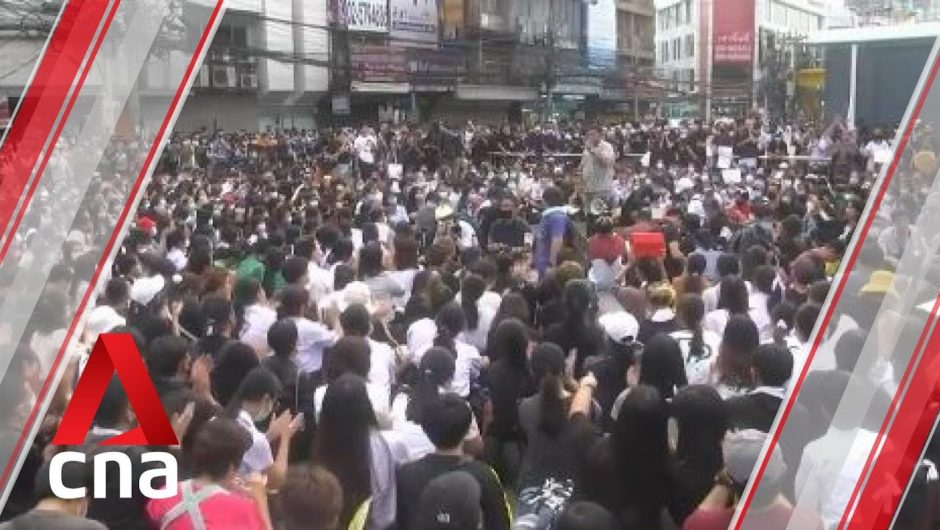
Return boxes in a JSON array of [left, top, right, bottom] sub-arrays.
[[366, 430, 398, 529], [702, 309, 734, 337], [236, 410, 273, 476], [406, 318, 437, 360], [368, 338, 398, 401], [459, 304, 496, 352], [749, 290, 774, 343], [795, 427, 881, 530], [388, 268, 419, 309], [239, 304, 276, 356], [415, 340, 483, 398], [291, 316, 336, 375], [313, 382, 391, 423], [669, 328, 722, 385], [306, 262, 334, 304], [387, 392, 482, 463]]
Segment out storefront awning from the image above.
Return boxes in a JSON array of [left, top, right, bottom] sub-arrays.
[[455, 84, 538, 101], [351, 81, 412, 94]]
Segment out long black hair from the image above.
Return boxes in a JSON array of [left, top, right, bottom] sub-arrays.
[[211, 341, 260, 407], [531, 342, 567, 436], [717, 276, 749, 315], [405, 347, 455, 424], [313, 374, 377, 527], [489, 318, 529, 369], [232, 277, 262, 337], [460, 273, 486, 331], [671, 385, 728, 473], [610, 385, 671, 528], [433, 302, 467, 354], [639, 334, 687, 400], [676, 294, 707, 363]]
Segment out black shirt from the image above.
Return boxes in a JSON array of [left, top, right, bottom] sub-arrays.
[[516, 398, 596, 493], [488, 218, 529, 249], [396, 454, 511, 530]]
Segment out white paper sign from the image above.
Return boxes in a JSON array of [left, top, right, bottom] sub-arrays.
[[717, 146, 733, 169], [722, 168, 742, 184], [641, 152, 651, 167], [388, 163, 403, 180]]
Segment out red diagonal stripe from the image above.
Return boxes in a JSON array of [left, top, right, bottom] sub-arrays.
[[842, 297, 940, 530], [0, 0, 119, 265], [0, 0, 227, 501], [733, 48, 940, 530]]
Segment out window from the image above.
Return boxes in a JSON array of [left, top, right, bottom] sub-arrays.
[[684, 34, 694, 58], [661, 41, 669, 62], [684, 0, 692, 25], [673, 37, 680, 60]]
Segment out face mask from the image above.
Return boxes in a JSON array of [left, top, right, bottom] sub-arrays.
[[499, 210, 513, 219]]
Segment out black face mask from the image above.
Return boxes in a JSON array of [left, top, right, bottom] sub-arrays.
[[499, 210, 514, 219]]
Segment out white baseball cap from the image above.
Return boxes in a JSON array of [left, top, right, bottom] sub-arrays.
[[598, 311, 640, 345]]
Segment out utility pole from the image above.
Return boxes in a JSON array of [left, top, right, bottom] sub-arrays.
[[545, 0, 557, 121]]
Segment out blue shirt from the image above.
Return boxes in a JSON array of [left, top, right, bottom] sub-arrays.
[[534, 207, 569, 277]]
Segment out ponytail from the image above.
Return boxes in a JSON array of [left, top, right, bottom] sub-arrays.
[[460, 274, 486, 331], [406, 368, 440, 424], [538, 374, 566, 436], [688, 324, 706, 363], [462, 296, 480, 331], [432, 326, 457, 355]]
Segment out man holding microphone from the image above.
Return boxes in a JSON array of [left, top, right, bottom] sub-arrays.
[[581, 125, 617, 212]]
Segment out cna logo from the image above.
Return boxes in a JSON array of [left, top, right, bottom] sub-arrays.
[[50, 333, 179, 500]]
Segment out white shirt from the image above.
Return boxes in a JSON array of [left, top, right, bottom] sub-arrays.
[[31, 328, 67, 377], [388, 391, 482, 463], [368, 338, 398, 399], [292, 317, 337, 374], [458, 304, 496, 352], [85, 305, 126, 343], [236, 410, 273, 476], [167, 247, 188, 272], [749, 291, 774, 343], [314, 381, 391, 423], [307, 262, 334, 306], [795, 427, 880, 529], [407, 318, 437, 360], [702, 283, 721, 314], [669, 328, 722, 385], [414, 340, 482, 398], [354, 134, 377, 164], [240, 304, 277, 356], [388, 269, 418, 309], [703, 308, 733, 336]]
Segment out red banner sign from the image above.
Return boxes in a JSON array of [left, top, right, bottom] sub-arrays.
[[713, 0, 755, 65]]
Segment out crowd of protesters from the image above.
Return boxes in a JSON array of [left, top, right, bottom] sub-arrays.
[[4, 113, 940, 530]]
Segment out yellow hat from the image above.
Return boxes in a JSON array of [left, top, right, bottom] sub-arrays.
[[914, 150, 936, 174], [860, 270, 894, 295]]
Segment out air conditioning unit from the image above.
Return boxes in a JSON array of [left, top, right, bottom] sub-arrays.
[[240, 73, 258, 89], [211, 65, 238, 88]]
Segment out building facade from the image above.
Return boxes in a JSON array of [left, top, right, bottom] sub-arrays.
[[654, 0, 825, 118], [162, 0, 330, 131]]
